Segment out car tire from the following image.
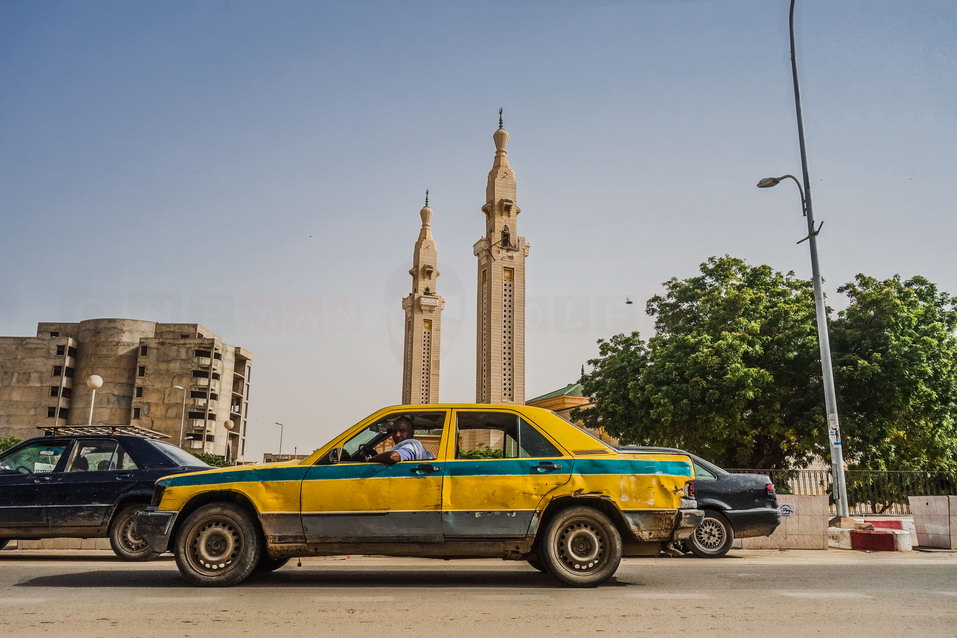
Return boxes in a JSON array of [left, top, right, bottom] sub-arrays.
[[174, 503, 261, 587], [688, 510, 734, 558], [109, 504, 160, 561], [540, 506, 622, 587], [254, 554, 290, 573]]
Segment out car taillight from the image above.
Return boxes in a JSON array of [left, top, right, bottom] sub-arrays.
[[685, 480, 695, 499], [766, 483, 776, 497]]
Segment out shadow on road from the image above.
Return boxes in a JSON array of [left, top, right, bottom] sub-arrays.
[[17, 567, 632, 589]]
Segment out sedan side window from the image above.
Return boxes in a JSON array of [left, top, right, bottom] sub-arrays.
[[693, 463, 717, 481], [0, 442, 68, 474], [456, 412, 562, 459], [68, 441, 139, 472]]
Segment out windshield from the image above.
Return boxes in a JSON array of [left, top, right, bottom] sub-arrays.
[[147, 440, 212, 468]]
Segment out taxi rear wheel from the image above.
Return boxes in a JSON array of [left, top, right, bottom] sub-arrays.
[[174, 503, 261, 586], [541, 506, 622, 587]]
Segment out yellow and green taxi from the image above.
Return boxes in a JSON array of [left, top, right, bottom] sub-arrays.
[[137, 404, 702, 587]]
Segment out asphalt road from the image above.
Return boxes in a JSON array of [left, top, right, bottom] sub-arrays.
[[0, 549, 954, 637]]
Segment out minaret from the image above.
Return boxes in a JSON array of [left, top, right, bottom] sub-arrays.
[[401, 191, 445, 404], [474, 111, 530, 404]]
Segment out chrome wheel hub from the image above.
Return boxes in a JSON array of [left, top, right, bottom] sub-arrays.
[[694, 518, 726, 550]]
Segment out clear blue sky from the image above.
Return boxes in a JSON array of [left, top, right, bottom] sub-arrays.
[[2, 0, 955, 459]]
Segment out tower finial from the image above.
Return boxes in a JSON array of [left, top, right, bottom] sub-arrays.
[[425, 189, 429, 207], [498, 107, 504, 129]]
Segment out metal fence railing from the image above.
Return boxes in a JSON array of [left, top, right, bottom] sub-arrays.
[[726, 468, 957, 516]]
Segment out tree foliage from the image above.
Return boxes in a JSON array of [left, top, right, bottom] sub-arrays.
[[833, 275, 957, 474], [574, 257, 957, 472], [576, 256, 823, 469]]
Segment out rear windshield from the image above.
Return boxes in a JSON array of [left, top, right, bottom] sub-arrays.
[[147, 440, 212, 468]]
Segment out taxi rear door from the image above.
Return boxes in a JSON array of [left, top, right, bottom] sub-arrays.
[[442, 409, 572, 539]]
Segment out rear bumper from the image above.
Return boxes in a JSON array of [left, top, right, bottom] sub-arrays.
[[621, 509, 704, 542], [134, 508, 178, 553], [725, 507, 781, 538]]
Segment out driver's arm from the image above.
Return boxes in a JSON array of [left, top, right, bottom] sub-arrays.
[[370, 450, 400, 465]]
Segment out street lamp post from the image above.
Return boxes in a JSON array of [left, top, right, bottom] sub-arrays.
[[756, 0, 849, 521], [274, 421, 284, 459], [86, 375, 103, 426], [173, 385, 187, 447]]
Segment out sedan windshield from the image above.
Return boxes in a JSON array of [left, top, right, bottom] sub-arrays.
[[147, 440, 212, 468]]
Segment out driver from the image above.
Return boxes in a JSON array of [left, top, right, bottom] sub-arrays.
[[369, 417, 434, 465]]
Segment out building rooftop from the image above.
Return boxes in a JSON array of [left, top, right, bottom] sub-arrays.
[[527, 383, 584, 404]]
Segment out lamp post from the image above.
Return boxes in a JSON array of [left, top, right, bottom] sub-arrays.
[[173, 385, 187, 447], [274, 421, 284, 459], [86, 375, 103, 426], [756, 0, 849, 520]]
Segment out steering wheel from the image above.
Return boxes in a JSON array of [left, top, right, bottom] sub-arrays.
[[356, 444, 376, 462], [16, 466, 32, 475]]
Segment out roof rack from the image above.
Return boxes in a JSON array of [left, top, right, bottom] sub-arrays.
[[37, 424, 171, 440]]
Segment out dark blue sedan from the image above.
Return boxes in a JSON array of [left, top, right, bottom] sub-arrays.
[[0, 426, 210, 560]]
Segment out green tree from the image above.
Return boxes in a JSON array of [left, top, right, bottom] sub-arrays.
[[833, 275, 957, 474], [575, 256, 825, 469]]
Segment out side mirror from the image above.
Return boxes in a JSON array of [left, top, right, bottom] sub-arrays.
[[328, 448, 340, 465]]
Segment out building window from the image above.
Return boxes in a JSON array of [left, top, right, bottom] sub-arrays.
[[64, 367, 74, 378], [187, 411, 207, 420], [211, 373, 221, 380], [56, 345, 65, 355], [214, 352, 222, 360], [62, 387, 71, 399], [68, 346, 77, 357], [180, 334, 189, 339], [192, 370, 210, 378], [138, 366, 146, 377], [140, 345, 148, 356], [133, 407, 141, 419], [50, 331, 59, 337], [135, 386, 143, 398], [194, 349, 212, 358], [50, 386, 59, 397], [53, 366, 62, 377], [47, 407, 57, 418]]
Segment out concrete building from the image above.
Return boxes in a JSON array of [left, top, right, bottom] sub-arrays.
[[0, 319, 251, 462], [474, 112, 530, 405], [401, 192, 445, 404]]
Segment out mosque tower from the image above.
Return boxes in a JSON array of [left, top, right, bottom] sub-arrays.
[[473, 111, 530, 404], [401, 192, 445, 404]]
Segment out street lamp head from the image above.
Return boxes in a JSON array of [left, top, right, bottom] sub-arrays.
[[173, 385, 184, 390], [86, 375, 103, 390], [757, 177, 783, 188]]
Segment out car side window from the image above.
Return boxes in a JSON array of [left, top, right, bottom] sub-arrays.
[[0, 442, 68, 474], [339, 412, 446, 462], [693, 462, 717, 480], [67, 441, 139, 472], [456, 412, 562, 459]]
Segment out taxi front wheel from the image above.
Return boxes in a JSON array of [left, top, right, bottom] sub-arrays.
[[174, 503, 261, 586], [541, 506, 622, 587]]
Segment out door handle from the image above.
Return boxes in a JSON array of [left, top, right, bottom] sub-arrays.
[[33, 475, 53, 483], [114, 474, 133, 480], [532, 462, 563, 473], [411, 464, 441, 476]]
